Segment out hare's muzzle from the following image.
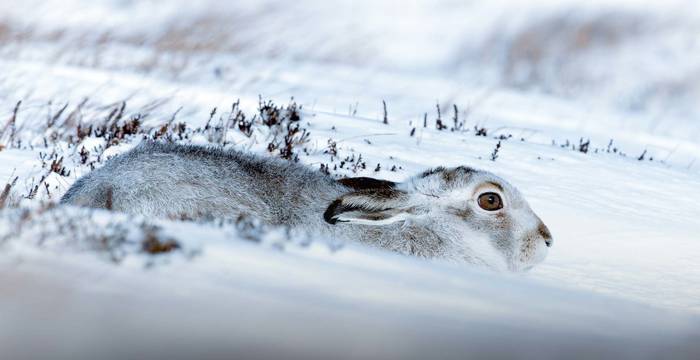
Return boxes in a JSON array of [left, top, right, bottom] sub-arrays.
[[538, 222, 553, 247]]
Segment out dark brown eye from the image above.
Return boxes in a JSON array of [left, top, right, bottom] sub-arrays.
[[477, 192, 503, 211]]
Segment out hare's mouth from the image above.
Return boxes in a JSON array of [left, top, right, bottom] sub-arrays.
[[516, 235, 549, 271]]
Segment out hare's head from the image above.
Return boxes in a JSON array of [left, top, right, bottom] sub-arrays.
[[325, 167, 552, 272]]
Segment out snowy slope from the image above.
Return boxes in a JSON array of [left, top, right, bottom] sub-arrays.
[[1, 206, 699, 360], [1, 0, 699, 358]]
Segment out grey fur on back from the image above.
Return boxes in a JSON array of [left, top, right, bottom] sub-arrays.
[[61, 141, 344, 226], [61, 141, 553, 271]]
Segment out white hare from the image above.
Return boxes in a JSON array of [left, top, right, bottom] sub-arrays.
[[61, 141, 552, 271]]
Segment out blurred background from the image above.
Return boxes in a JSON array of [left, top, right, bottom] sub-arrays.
[[1, 0, 699, 149]]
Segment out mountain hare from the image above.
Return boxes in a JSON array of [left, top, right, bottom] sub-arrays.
[[61, 141, 552, 271]]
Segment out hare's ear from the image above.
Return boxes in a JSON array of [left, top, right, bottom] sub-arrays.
[[337, 177, 397, 190], [323, 188, 413, 225]]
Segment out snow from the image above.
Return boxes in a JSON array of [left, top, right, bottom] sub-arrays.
[[0, 0, 699, 358]]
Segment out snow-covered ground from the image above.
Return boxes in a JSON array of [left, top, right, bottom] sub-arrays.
[[1, 0, 699, 358]]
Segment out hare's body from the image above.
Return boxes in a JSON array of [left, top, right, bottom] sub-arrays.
[[63, 142, 343, 228], [62, 141, 552, 271]]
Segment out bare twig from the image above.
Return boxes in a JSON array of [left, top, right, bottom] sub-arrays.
[[0, 176, 18, 209], [382, 100, 388, 125], [0, 101, 21, 144], [490, 141, 501, 161]]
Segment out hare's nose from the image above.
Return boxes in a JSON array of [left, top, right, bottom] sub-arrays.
[[538, 222, 553, 247]]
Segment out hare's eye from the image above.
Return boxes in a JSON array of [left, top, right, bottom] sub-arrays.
[[478, 192, 503, 211]]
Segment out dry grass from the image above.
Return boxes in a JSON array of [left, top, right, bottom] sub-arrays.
[[0, 14, 245, 76], [141, 224, 181, 254], [151, 14, 248, 54], [0, 12, 251, 56], [0, 21, 9, 42], [0, 177, 18, 209], [483, 10, 651, 90], [0, 204, 185, 262], [0, 95, 311, 204]]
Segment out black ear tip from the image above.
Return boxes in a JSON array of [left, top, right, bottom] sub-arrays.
[[323, 199, 342, 224]]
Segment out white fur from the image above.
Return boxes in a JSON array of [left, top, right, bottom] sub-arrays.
[[61, 142, 553, 271]]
